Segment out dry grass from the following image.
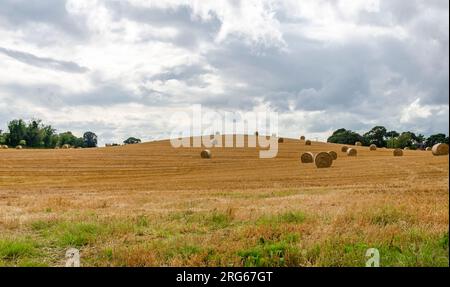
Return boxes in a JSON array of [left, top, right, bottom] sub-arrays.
[[0, 135, 448, 266]]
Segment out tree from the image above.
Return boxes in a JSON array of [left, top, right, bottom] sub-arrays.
[[396, 132, 414, 149], [58, 132, 78, 147], [25, 119, 45, 147], [7, 119, 27, 147], [124, 137, 141, 144], [386, 130, 399, 139], [425, 133, 447, 147], [363, 126, 387, 147], [327, 128, 364, 145], [41, 125, 57, 148], [19, 139, 27, 146], [0, 132, 6, 145], [83, 131, 98, 148]]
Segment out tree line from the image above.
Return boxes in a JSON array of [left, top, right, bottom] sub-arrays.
[[327, 126, 449, 149], [0, 119, 97, 148], [0, 119, 143, 148]]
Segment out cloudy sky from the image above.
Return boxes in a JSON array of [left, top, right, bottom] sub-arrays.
[[0, 0, 448, 145]]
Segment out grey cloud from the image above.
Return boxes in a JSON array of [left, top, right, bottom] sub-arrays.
[[0, 47, 88, 73], [104, 2, 221, 49], [0, 0, 87, 38]]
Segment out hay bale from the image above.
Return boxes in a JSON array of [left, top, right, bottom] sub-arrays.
[[278, 137, 284, 143], [300, 152, 314, 163], [55, 146, 60, 149], [200, 149, 211, 159], [300, 135, 305, 141], [369, 144, 377, 151], [305, 140, 311, 146], [432, 143, 449, 156], [341, 146, 348, 152], [404, 147, 410, 150], [3, 145, 8, 149], [355, 141, 362, 146], [425, 147, 432, 151], [347, 148, 357, 156], [62, 144, 70, 149], [314, 152, 333, 168], [393, 148, 403, 156], [16, 145, 22, 149], [328, 151, 337, 160]]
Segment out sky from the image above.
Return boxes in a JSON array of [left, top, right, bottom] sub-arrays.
[[0, 0, 448, 145]]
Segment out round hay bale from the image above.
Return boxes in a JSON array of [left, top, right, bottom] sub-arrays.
[[432, 143, 449, 156], [314, 152, 333, 168], [62, 144, 70, 149], [4, 145, 9, 149], [278, 137, 284, 143], [425, 147, 432, 151], [200, 149, 211, 159], [341, 146, 348, 152], [305, 140, 311, 146], [355, 141, 362, 146], [328, 151, 338, 160], [393, 148, 403, 157], [16, 145, 22, 149], [347, 148, 357, 157], [404, 147, 410, 150], [369, 144, 377, 151], [300, 135, 305, 141], [300, 152, 314, 163]]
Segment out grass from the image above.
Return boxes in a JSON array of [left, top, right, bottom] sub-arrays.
[[258, 211, 306, 225], [0, 239, 36, 260]]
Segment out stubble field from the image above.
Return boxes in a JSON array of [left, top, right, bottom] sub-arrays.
[[0, 136, 448, 266]]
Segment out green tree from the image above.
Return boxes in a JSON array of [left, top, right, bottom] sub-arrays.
[[83, 131, 98, 148], [386, 130, 399, 138], [396, 132, 414, 149], [0, 131, 6, 145], [327, 128, 364, 145], [41, 125, 57, 148], [425, 133, 447, 147], [25, 119, 45, 147], [363, 126, 387, 147], [7, 119, 27, 147], [19, 139, 26, 146], [58, 132, 77, 147], [124, 137, 141, 144]]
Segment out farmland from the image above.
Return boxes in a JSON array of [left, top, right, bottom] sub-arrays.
[[0, 136, 448, 266]]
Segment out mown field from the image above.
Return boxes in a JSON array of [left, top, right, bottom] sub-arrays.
[[0, 136, 448, 266]]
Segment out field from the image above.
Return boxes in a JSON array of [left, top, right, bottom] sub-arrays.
[[0, 136, 448, 267]]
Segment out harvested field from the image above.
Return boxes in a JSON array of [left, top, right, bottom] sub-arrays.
[[0, 135, 448, 267]]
